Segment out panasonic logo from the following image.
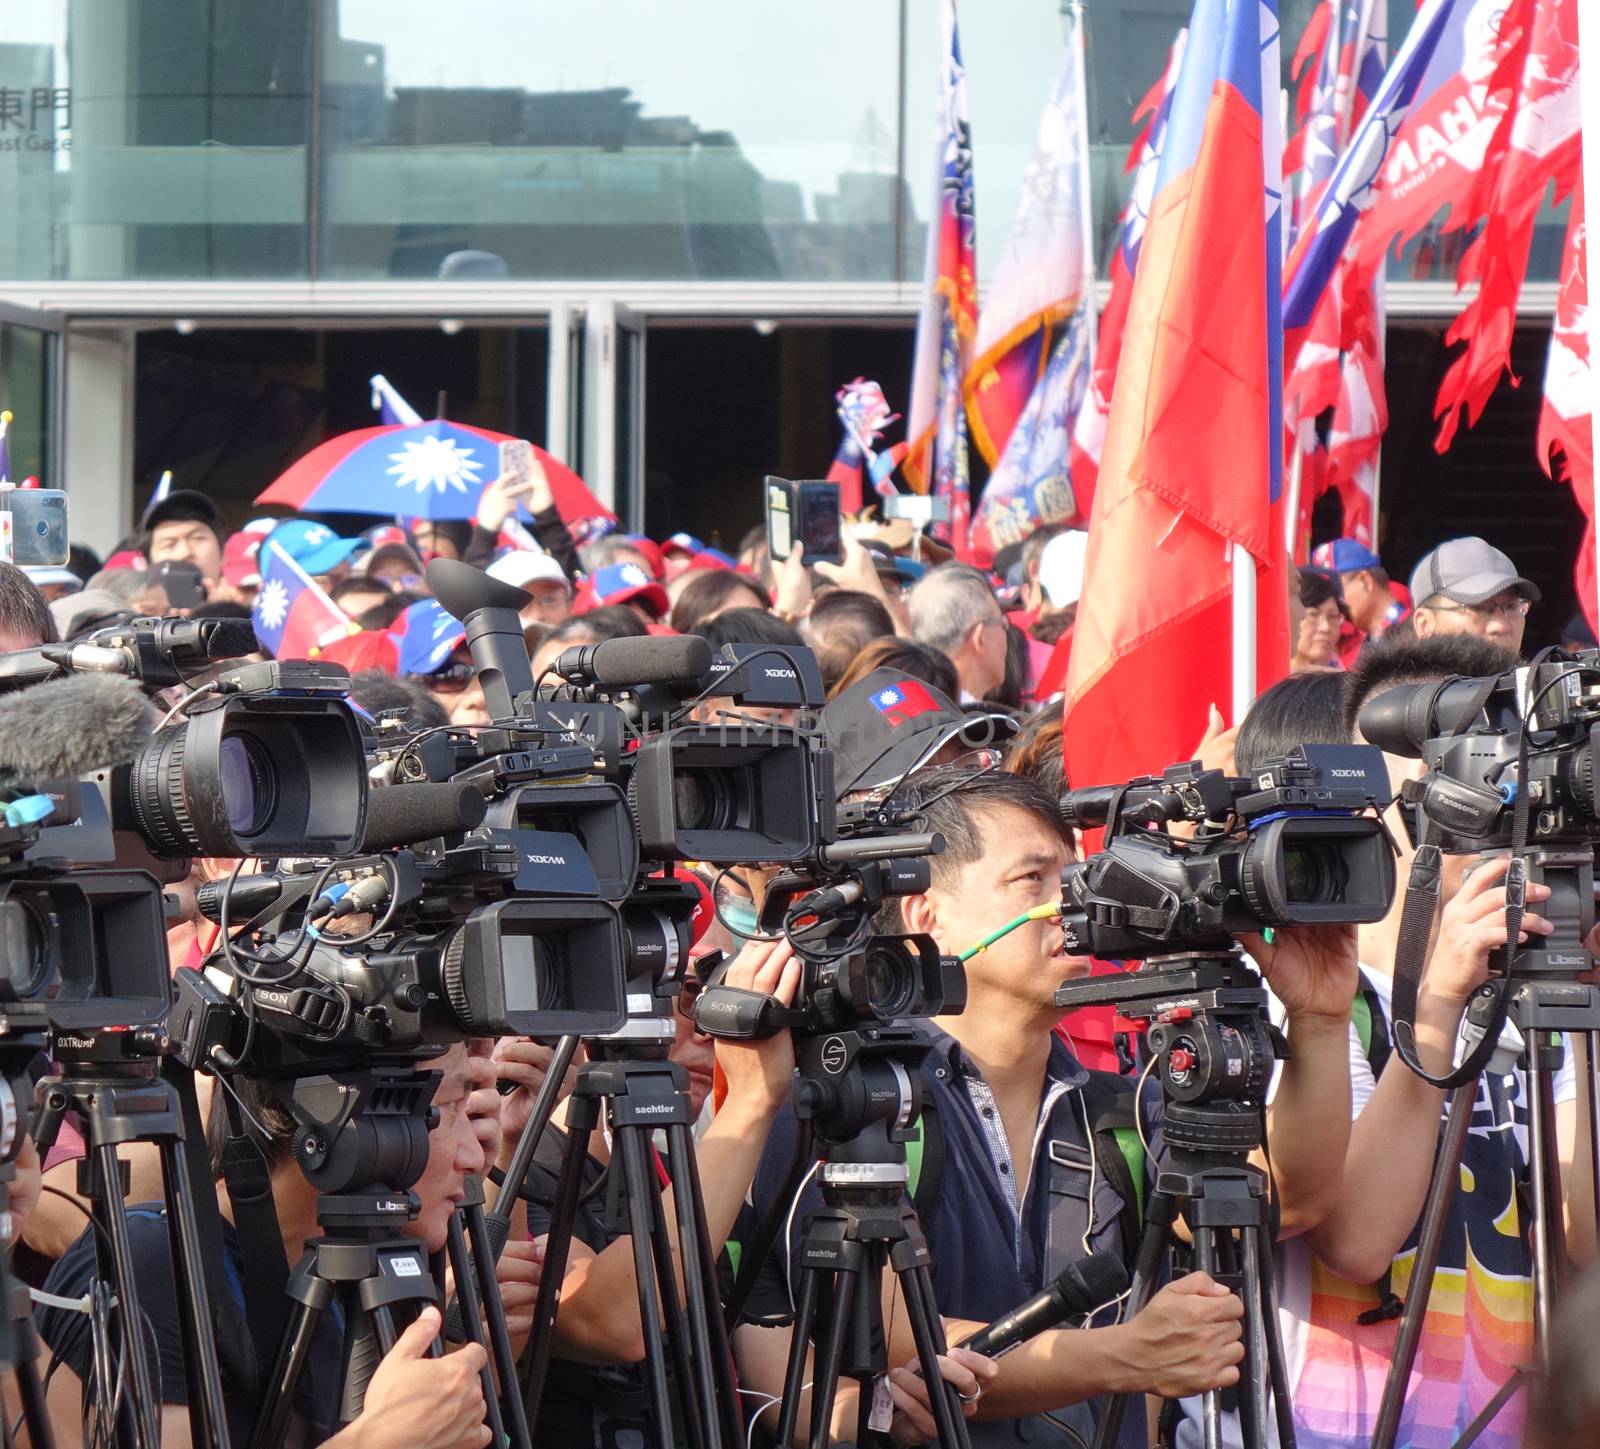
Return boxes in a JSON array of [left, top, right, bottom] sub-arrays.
[[524, 854, 567, 866]]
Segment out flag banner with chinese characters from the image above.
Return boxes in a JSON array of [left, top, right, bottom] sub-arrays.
[[251, 542, 356, 660], [904, 0, 977, 558], [964, 19, 1092, 469], [1064, 0, 1289, 791]]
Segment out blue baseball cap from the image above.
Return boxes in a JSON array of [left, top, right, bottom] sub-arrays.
[[1310, 538, 1384, 573], [390, 598, 468, 675], [265, 519, 364, 577]]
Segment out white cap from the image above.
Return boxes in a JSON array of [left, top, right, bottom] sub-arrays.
[[1038, 530, 1089, 609], [487, 551, 571, 593]]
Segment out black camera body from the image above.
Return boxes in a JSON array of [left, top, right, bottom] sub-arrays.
[[1360, 654, 1600, 850], [1059, 745, 1397, 959]]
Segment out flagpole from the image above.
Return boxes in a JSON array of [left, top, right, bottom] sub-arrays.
[[1232, 546, 1257, 724], [1285, 435, 1304, 558], [1071, 1, 1097, 349], [1581, 5, 1600, 625]]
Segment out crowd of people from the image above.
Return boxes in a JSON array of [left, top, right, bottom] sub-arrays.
[[0, 469, 1598, 1449]]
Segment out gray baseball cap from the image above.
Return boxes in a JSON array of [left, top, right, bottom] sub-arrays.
[[1408, 537, 1540, 608]]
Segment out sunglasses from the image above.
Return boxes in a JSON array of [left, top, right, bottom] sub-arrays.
[[411, 661, 476, 691]]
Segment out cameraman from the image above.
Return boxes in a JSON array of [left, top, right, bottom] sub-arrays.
[[36, 1044, 492, 1448], [1239, 632, 1598, 1448], [733, 769, 1360, 1445]]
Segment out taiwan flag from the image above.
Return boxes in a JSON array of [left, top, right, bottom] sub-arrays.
[[871, 679, 942, 728], [252, 542, 356, 660]]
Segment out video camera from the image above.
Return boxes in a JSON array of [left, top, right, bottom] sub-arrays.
[[1359, 650, 1600, 980], [1058, 744, 1398, 959]]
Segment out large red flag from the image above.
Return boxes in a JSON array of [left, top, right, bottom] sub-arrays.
[[1538, 179, 1593, 633], [1435, 0, 1581, 448], [1063, 0, 1289, 791]]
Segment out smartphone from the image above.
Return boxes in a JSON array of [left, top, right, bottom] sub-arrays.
[[499, 438, 536, 492], [0, 488, 69, 566], [155, 560, 208, 610], [880, 493, 949, 526], [765, 477, 842, 565]]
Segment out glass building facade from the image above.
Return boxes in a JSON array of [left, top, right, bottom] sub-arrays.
[[0, 0, 1577, 612], [0, 0, 1572, 287]]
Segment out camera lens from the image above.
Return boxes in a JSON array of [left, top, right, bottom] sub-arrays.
[[864, 945, 915, 1019], [0, 896, 52, 1000], [219, 734, 275, 838], [1282, 843, 1345, 904], [674, 770, 737, 831]]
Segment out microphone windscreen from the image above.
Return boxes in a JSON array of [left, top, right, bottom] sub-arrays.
[[202, 618, 261, 660], [1063, 1252, 1132, 1312], [588, 635, 711, 688], [0, 674, 156, 780], [359, 783, 487, 852]]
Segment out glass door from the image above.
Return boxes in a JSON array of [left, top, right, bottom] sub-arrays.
[[582, 301, 646, 528], [0, 302, 63, 489]]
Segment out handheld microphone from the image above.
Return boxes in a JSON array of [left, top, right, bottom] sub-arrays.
[[0, 674, 157, 782], [958, 1253, 1130, 1360], [358, 782, 487, 852], [552, 635, 712, 690]]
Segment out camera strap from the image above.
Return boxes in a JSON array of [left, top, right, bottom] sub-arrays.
[[1389, 675, 1530, 1090], [218, 1087, 294, 1393]]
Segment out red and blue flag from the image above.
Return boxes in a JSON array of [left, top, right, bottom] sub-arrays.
[[870, 679, 942, 728], [251, 541, 355, 660], [1064, 0, 1289, 791], [826, 379, 905, 514]]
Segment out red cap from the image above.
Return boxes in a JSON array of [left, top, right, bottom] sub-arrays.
[[318, 630, 400, 674], [104, 549, 146, 571], [624, 536, 666, 581], [222, 531, 264, 589]]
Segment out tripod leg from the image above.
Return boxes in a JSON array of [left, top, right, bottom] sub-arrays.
[[247, 1295, 330, 1449], [635, 1132, 709, 1449], [773, 1265, 820, 1449], [158, 1136, 234, 1449], [462, 1201, 533, 1449], [446, 1211, 508, 1449], [1527, 1048, 1567, 1354], [1237, 1224, 1272, 1449], [614, 1127, 678, 1443], [519, 1096, 597, 1440], [1254, 1222, 1297, 1449], [901, 1262, 973, 1449], [1089, 1190, 1176, 1449], [89, 1144, 161, 1449], [666, 1122, 728, 1449], [677, 1123, 745, 1445], [1193, 1229, 1224, 1449], [806, 1270, 857, 1449], [1372, 1080, 1476, 1449]]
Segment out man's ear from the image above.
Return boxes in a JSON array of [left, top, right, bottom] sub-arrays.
[[901, 891, 939, 938]]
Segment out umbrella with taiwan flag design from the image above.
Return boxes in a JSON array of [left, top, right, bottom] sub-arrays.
[[256, 418, 617, 543]]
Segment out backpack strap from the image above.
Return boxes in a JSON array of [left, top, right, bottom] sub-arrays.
[[908, 1095, 946, 1222], [1076, 1073, 1145, 1256]]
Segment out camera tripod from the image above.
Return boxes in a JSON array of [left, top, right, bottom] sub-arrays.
[[33, 1031, 235, 1449], [756, 1027, 970, 1449], [246, 1064, 450, 1449], [1056, 953, 1297, 1449], [518, 1045, 744, 1449], [1370, 971, 1600, 1449], [0, 1041, 53, 1449]]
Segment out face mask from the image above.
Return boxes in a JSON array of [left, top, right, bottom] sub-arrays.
[[720, 897, 759, 942]]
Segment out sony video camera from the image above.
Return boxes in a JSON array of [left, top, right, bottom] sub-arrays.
[[1057, 744, 1398, 960]]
